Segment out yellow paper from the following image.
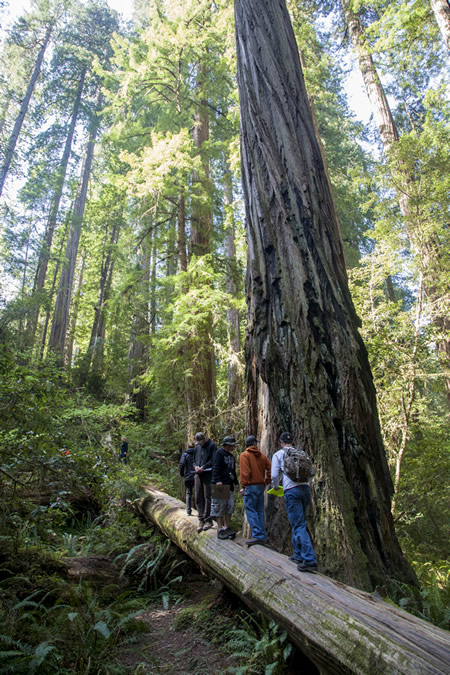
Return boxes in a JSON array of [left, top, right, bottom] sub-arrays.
[[267, 486, 284, 497]]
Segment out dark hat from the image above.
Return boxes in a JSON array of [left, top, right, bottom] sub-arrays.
[[222, 435, 238, 446], [245, 435, 259, 447], [280, 432, 293, 443]]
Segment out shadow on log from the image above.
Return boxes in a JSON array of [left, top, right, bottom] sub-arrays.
[[138, 486, 450, 675]]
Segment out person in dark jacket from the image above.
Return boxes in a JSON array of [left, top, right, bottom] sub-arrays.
[[193, 432, 217, 532], [211, 436, 239, 539], [179, 443, 196, 515]]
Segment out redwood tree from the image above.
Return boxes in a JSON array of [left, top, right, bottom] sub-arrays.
[[235, 0, 416, 591]]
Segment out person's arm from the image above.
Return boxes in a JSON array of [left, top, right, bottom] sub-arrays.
[[239, 453, 250, 495], [202, 441, 216, 471], [271, 452, 281, 488], [240, 453, 250, 491], [179, 453, 186, 477], [264, 456, 272, 485], [212, 450, 222, 484]]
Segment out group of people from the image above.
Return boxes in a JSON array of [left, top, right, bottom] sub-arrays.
[[179, 431, 318, 573]]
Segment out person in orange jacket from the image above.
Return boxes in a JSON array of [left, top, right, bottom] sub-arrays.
[[239, 436, 271, 546]]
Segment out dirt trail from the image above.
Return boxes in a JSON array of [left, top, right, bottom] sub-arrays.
[[118, 581, 234, 674]]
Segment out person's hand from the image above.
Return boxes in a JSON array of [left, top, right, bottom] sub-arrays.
[[216, 481, 223, 486], [239, 488, 245, 495]]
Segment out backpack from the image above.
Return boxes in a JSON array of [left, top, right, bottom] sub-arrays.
[[283, 446, 313, 483]]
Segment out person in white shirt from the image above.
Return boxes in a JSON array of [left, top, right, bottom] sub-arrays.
[[271, 432, 318, 572]]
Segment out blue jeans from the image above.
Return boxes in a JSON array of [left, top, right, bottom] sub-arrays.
[[244, 484, 266, 540], [284, 485, 317, 564]]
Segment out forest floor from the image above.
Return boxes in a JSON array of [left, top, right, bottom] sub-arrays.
[[117, 578, 237, 674]]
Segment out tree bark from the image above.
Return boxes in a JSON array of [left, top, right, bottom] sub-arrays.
[[430, 0, 450, 48], [48, 105, 99, 362], [234, 0, 416, 591], [139, 487, 450, 675], [0, 23, 53, 197]]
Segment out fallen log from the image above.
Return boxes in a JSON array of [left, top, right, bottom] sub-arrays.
[[138, 487, 450, 675], [64, 555, 128, 589]]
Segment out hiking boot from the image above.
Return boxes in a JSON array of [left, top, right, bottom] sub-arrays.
[[245, 537, 266, 546], [223, 528, 236, 539], [197, 523, 204, 533], [297, 562, 318, 573], [289, 554, 303, 564], [217, 529, 230, 540], [202, 521, 213, 531], [186, 510, 192, 516]]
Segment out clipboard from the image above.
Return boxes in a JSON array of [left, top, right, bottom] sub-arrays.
[[211, 484, 231, 499]]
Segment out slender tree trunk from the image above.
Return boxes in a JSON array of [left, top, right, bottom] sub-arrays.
[[177, 194, 187, 273], [430, 0, 450, 48], [27, 68, 87, 343], [235, 0, 416, 591], [48, 105, 99, 363], [187, 60, 215, 435], [224, 167, 242, 407], [82, 221, 119, 378], [0, 23, 53, 197], [39, 206, 71, 358], [66, 255, 85, 367], [128, 226, 152, 418]]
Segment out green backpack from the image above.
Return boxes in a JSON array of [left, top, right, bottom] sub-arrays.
[[283, 446, 313, 483]]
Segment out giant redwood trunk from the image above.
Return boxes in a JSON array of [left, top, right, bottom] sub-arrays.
[[234, 0, 416, 591]]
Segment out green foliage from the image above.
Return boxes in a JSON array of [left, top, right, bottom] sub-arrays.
[[174, 600, 294, 675], [0, 577, 149, 673], [391, 563, 450, 630], [227, 612, 293, 675]]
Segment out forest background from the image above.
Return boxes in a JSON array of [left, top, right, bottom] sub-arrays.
[[0, 0, 449, 671]]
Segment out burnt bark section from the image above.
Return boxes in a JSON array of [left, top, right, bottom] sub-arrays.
[[140, 487, 450, 675], [234, 0, 416, 591]]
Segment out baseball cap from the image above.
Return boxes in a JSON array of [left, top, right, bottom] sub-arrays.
[[280, 432, 293, 443], [222, 435, 238, 446], [245, 435, 259, 447]]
